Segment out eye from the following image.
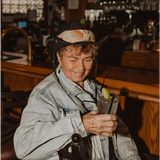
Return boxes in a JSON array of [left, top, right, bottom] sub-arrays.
[[85, 58, 92, 61], [70, 59, 77, 62]]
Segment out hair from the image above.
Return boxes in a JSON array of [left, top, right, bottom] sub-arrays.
[[57, 44, 98, 60]]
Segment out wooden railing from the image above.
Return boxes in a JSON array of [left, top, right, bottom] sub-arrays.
[[1, 61, 159, 156]]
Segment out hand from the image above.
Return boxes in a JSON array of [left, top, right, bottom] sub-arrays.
[[82, 110, 118, 137]]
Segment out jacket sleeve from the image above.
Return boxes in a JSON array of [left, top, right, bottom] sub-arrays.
[[13, 90, 88, 159]]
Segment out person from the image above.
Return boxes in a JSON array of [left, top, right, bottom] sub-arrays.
[[14, 21, 141, 160]]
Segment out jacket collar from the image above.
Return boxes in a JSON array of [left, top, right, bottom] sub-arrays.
[[55, 65, 96, 96]]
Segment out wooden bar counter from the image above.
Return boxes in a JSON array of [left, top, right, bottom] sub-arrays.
[[1, 58, 159, 157]]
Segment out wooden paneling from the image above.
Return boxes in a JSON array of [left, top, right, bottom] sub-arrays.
[[148, 53, 159, 70], [139, 101, 159, 155], [2, 72, 41, 92], [120, 51, 159, 70], [97, 50, 159, 71], [1, 61, 53, 92], [121, 51, 148, 69]]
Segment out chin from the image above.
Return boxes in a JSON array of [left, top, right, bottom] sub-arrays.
[[71, 77, 84, 83], [72, 79, 83, 83]]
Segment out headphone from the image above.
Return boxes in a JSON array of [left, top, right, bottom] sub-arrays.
[[46, 35, 58, 70]]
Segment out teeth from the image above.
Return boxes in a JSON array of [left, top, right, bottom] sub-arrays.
[[73, 72, 83, 76], [76, 73, 82, 75], [75, 73, 82, 76]]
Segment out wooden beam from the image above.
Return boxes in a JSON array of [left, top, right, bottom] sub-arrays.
[[96, 77, 159, 98]]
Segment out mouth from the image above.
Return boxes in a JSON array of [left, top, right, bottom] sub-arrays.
[[72, 71, 84, 77]]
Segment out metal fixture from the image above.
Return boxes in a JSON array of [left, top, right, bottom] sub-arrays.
[[1, 27, 32, 61]]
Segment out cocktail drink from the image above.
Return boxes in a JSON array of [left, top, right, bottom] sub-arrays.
[[98, 91, 119, 159], [98, 92, 119, 115]]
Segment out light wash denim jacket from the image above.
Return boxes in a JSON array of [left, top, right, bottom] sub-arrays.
[[14, 65, 141, 160]]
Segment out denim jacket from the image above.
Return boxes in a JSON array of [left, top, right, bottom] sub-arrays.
[[14, 65, 141, 160]]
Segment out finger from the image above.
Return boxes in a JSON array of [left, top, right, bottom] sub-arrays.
[[103, 120, 118, 127], [88, 129, 114, 137], [97, 114, 117, 121], [88, 124, 117, 135], [85, 110, 98, 116], [89, 110, 98, 115], [88, 119, 117, 131], [97, 120, 118, 129], [100, 132, 114, 137], [100, 126, 117, 132]]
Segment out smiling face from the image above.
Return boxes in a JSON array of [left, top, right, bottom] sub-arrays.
[[57, 45, 97, 87]]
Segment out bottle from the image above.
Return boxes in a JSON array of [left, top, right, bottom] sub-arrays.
[[145, 35, 152, 50], [139, 19, 152, 51], [92, 16, 97, 29], [102, 13, 107, 25], [133, 28, 141, 51], [97, 12, 102, 26], [140, 35, 145, 50], [85, 15, 91, 29]]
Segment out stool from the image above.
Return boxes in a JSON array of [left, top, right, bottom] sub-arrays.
[[1, 90, 31, 160]]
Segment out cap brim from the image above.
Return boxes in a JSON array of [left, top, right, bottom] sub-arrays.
[[46, 35, 108, 60], [55, 35, 108, 52]]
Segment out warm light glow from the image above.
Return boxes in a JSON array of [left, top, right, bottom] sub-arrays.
[[129, 14, 132, 19], [91, 13, 94, 18]]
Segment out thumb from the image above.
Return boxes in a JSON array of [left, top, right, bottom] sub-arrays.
[[89, 110, 98, 115]]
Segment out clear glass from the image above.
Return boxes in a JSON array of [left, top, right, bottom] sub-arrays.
[[98, 92, 119, 115]]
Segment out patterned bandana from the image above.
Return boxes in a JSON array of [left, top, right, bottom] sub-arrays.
[[57, 29, 95, 43]]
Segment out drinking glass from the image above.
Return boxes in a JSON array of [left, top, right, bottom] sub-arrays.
[[98, 92, 119, 115]]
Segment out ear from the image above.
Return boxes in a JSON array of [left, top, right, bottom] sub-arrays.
[[56, 52, 61, 66]]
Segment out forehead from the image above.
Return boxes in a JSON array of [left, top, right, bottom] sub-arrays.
[[66, 45, 81, 52], [64, 45, 92, 57], [65, 50, 93, 58], [66, 52, 93, 58]]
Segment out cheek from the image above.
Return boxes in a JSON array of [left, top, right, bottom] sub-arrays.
[[62, 61, 74, 71], [85, 61, 94, 70]]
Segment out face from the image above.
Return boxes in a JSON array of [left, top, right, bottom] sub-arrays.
[[57, 46, 94, 87]]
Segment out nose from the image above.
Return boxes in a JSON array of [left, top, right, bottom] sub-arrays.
[[77, 60, 85, 71]]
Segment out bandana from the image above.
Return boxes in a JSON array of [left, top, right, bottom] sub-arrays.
[[57, 29, 95, 43]]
